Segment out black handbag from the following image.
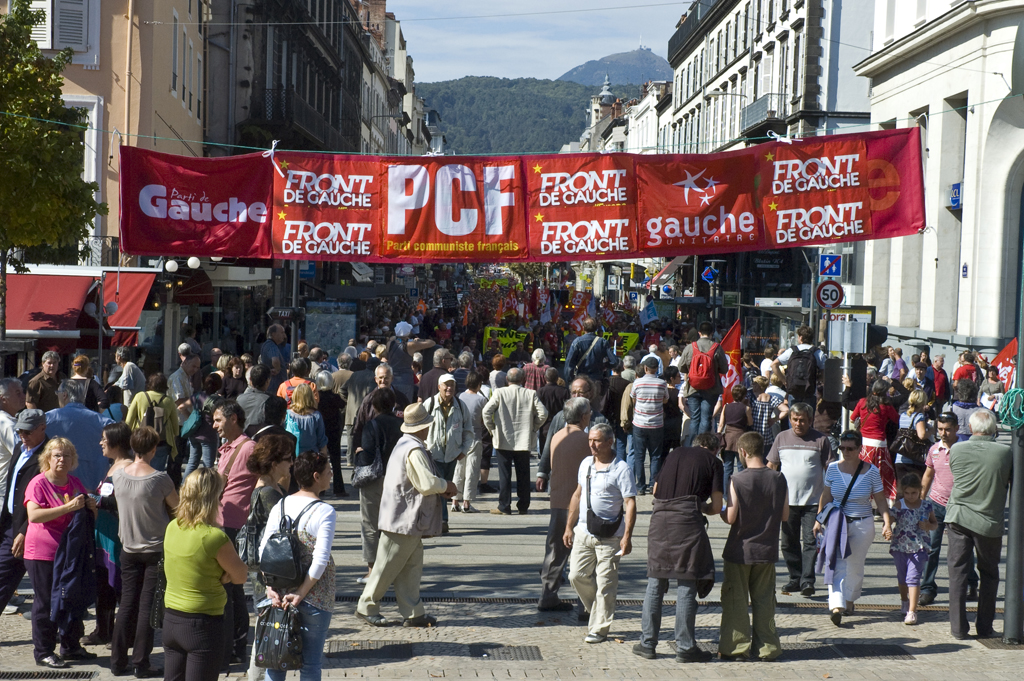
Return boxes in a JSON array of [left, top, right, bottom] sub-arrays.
[[351, 419, 385, 489], [260, 499, 324, 590], [150, 559, 166, 630], [890, 427, 931, 464], [253, 603, 303, 671], [585, 465, 623, 539], [236, 505, 263, 570]]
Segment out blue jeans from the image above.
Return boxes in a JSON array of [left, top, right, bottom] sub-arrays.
[[921, 501, 978, 597], [721, 451, 744, 502], [684, 395, 715, 446], [151, 443, 172, 473], [629, 427, 663, 491], [613, 425, 631, 464], [641, 578, 698, 652], [182, 437, 214, 481], [265, 601, 331, 681]]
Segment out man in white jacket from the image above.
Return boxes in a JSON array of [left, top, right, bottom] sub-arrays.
[[483, 367, 548, 516]]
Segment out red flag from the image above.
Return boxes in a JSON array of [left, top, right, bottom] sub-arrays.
[[719, 320, 744, 404], [992, 338, 1018, 390], [462, 300, 472, 327]]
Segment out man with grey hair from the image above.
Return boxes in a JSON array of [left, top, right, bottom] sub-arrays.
[[451, 352, 474, 395], [350, 364, 410, 462], [564, 421, 637, 643], [641, 344, 664, 378], [418, 349, 453, 401], [0, 379, 25, 506], [114, 347, 146, 406], [538, 396, 591, 611], [767, 402, 833, 598], [524, 348, 550, 392], [484, 367, 547, 515], [537, 376, 608, 491], [46, 379, 113, 491], [26, 350, 64, 412], [945, 408, 1011, 639]]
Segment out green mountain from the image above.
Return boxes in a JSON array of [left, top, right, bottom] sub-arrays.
[[416, 77, 638, 156], [558, 47, 672, 87]]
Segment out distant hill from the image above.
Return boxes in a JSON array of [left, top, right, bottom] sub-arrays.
[[558, 47, 672, 87], [416, 77, 637, 155]]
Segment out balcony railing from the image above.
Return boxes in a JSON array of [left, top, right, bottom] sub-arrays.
[[81, 236, 120, 267], [740, 93, 790, 132], [250, 88, 343, 150], [668, 0, 722, 63]]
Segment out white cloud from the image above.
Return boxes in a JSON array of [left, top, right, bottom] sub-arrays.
[[386, 0, 686, 82]]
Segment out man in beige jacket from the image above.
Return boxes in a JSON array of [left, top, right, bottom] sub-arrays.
[[483, 367, 547, 515]]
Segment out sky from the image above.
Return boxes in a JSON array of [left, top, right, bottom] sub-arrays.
[[384, 1, 691, 83]]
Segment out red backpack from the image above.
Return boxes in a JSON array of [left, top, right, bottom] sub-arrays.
[[688, 342, 719, 391]]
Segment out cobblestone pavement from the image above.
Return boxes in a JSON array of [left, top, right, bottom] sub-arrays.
[[0, 453, 1016, 679]]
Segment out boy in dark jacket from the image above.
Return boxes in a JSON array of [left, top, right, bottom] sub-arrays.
[[718, 432, 789, 661]]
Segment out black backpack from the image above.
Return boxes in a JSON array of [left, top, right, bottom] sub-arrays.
[[260, 500, 325, 590], [785, 346, 818, 395], [142, 393, 167, 444]]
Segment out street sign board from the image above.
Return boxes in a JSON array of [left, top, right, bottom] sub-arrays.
[[819, 254, 842, 277], [299, 261, 316, 279], [628, 291, 639, 303], [409, 287, 419, 298], [815, 280, 845, 309], [701, 266, 718, 283], [754, 297, 803, 308], [722, 291, 740, 309]]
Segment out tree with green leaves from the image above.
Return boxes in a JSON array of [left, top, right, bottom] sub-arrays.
[[0, 0, 107, 340]]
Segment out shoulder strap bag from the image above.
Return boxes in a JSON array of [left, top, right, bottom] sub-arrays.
[[573, 335, 602, 375], [585, 464, 624, 538], [351, 419, 385, 489], [839, 460, 866, 515]]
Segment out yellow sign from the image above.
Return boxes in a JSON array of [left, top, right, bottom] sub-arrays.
[[485, 327, 641, 360], [483, 327, 528, 357]]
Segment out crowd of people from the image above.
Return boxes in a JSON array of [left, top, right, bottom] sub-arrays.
[[0, 295, 1014, 675]]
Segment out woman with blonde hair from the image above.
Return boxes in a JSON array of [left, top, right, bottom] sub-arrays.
[[895, 389, 931, 494], [162, 468, 248, 681], [286, 384, 328, 457], [24, 438, 97, 668], [69, 354, 108, 412]]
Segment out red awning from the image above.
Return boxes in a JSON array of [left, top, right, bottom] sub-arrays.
[[6, 274, 94, 333], [104, 272, 157, 347]]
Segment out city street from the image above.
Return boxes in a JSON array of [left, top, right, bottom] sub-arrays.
[[0, 454, 1014, 680]]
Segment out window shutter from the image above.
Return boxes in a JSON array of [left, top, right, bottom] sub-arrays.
[[29, 0, 52, 50], [55, 0, 87, 51]]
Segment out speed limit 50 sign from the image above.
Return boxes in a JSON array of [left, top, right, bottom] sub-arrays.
[[815, 280, 845, 309]]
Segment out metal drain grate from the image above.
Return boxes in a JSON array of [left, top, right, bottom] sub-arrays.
[[0, 673, 97, 680], [334, 594, 981, 613], [324, 639, 413, 659], [468, 644, 543, 661], [694, 641, 913, 661], [834, 643, 914, 660], [975, 637, 1021, 650]]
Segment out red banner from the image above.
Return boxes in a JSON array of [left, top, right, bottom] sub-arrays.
[[381, 156, 528, 262], [119, 147, 274, 258], [525, 154, 637, 262], [272, 152, 380, 259], [992, 338, 1018, 391], [719, 320, 744, 405], [119, 128, 925, 261]]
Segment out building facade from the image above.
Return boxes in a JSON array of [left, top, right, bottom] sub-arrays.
[[11, 0, 208, 260], [665, 0, 872, 154], [852, 0, 1024, 356]]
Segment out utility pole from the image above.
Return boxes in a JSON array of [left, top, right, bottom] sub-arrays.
[[1003, 288, 1024, 644]]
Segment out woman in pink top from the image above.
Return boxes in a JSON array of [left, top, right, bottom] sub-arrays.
[[851, 380, 900, 500], [24, 438, 98, 668]]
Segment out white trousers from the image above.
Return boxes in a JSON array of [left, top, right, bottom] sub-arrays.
[[828, 516, 875, 610], [453, 440, 482, 502]]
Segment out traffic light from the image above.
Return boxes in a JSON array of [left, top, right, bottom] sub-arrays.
[[866, 324, 888, 351]]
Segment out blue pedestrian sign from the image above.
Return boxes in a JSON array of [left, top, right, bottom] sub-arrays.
[[819, 254, 842, 277], [701, 266, 718, 284]]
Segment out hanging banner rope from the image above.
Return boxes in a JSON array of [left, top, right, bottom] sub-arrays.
[[119, 127, 925, 262]]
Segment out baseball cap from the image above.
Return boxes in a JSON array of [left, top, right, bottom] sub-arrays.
[[642, 356, 660, 370], [16, 409, 45, 431]]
